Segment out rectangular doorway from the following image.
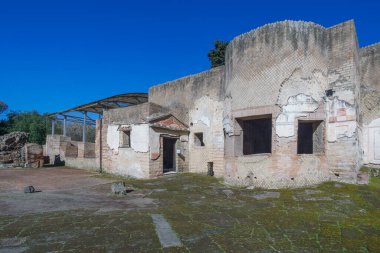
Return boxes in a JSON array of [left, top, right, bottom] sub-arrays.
[[163, 137, 177, 173]]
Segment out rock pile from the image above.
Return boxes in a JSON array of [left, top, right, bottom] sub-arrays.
[[111, 182, 133, 195], [0, 132, 29, 165]]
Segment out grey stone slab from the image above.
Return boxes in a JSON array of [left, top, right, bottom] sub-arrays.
[[151, 214, 182, 248], [222, 189, 234, 197], [253, 191, 280, 200], [304, 189, 322, 195]]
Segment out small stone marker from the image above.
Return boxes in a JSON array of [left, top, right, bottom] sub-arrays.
[[23, 186, 35, 193], [151, 214, 182, 248], [111, 182, 127, 195]]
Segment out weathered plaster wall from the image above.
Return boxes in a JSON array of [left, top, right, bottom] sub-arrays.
[[45, 135, 72, 162], [148, 128, 188, 178], [360, 43, 380, 164], [65, 157, 98, 171], [101, 108, 150, 178], [149, 66, 225, 177], [149, 67, 224, 124], [325, 21, 361, 182], [92, 19, 372, 188], [222, 20, 361, 188], [360, 43, 380, 125], [189, 96, 224, 176], [107, 102, 167, 125]]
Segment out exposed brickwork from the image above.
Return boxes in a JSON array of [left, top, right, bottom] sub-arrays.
[[47, 20, 380, 189]]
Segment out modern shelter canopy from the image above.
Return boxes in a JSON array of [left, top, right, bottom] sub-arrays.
[[47, 93, 148, 141], [47, 93, 148, 117]]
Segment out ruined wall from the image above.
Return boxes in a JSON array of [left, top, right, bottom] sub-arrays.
[[149, 67, 224, 124], [45, 135, 72, 163], [360, 43, 380, 124], [223, 20, 360, 188], [189, 96, 224, 176], [360, 43, 380, 164], [101, 106, 150, 178], [325, 21, 361, 181], [149, 66, 225, 176], [148, 128, 189, 178], [65, 157, 98, 171]]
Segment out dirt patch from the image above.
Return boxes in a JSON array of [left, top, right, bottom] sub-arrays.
[[0, 167, 155, 215]]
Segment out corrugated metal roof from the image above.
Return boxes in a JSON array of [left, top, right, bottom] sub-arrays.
[[48, 93, 148, 117]]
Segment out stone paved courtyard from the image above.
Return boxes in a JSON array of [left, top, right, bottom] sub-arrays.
[[0, 167, 379, 252]]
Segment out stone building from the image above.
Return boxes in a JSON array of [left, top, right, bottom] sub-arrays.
[[46, 20, 380, 189]]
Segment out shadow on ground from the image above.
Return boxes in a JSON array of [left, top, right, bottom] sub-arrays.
[[0, 167, 379, 252]]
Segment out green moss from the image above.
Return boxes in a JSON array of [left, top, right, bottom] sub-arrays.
[[1, 173, 379, 251]]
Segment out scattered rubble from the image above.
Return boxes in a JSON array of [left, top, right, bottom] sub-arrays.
[[0, 132, 28, 165], [0, 132, 44, 168], [111, 182, 128, 195]]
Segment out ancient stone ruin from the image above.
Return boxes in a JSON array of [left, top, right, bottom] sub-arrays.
[[0, 132, 28, 166], [0, 132, 44, 168], [46, 20, 380, 189]]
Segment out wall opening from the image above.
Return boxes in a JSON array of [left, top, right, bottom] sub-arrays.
[[297, 121, 324, 154], [241, 116, 272, 155], [163, 137, 177, 173], [194, 133, 205, 146], [120, 130, 131, 148]]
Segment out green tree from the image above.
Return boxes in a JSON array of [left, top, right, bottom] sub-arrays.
[[208, 40, 229, 68], [0, 101, 8, 114], [6, 111, 49, 144]]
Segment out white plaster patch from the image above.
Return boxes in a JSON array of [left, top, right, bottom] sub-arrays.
[[327, 121, 357, 142], [223, 96, 233, 135], [190, 96, 213, 127], [326, 97, 356, 142], [277, 69, 327, 106], [334, 89, 355, 105], [197, 116, 210, 127], [276, 94, 319, 137], [131, 124, 149, 152], [126, 163, 145, 178], [107, 125, 120, 150]]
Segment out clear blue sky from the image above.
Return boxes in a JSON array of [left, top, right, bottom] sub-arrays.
[[1, 0, 379, 114]]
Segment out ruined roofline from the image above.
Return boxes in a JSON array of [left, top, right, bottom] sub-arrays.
[[148, 20, 358, 94], [226, 19, 356, 52], [149, 65, 224, 92], [227, 20, 327, 48], [360, 41, 380, 50], [326, 19, 355, 29]]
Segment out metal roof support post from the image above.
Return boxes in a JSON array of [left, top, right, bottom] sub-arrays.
[[51, 118, 55, 135], [83, 111, 87, 143], [63, 115, 67, 137]]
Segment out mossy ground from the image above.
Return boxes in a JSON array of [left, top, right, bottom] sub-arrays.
[[1, 170, 379, 252]]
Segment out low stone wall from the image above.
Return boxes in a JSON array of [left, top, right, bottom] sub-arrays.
[[65, 157, 99, 171], [24, 143, 44, 168]]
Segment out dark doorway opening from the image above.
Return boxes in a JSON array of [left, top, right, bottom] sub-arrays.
[[297, 122, 313, 154], [163, 137, 177, 173], [242, 117, 272, 155], [297, 121, 323, 154]]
